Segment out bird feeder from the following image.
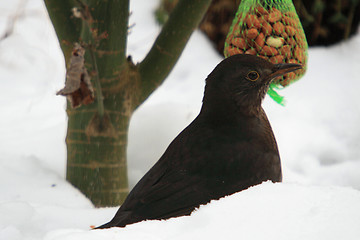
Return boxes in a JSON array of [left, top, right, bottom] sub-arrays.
[[224, 0, 308, 104]]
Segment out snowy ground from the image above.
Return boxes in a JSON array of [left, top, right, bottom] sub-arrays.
[[1, 0, 360, 239]]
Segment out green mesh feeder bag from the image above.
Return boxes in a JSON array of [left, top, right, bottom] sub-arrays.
[[224, 0, 308, 104]]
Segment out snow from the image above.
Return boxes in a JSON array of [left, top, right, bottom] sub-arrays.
[[44, 183, 360, 240], [1, 0, 360, 239]]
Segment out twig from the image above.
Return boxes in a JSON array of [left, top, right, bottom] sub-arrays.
[[88, 45, 104, 120]]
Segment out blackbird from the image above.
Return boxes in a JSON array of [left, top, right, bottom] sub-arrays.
[[97, 54, 302, 228]]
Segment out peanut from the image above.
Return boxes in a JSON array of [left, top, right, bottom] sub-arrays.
[[245, 48, 257, 55], [254, 32, 265, 50], [266, 36, 285, 48], [261, 46, 278, 56], [255, 7, 268, 15], [226, 46, 244, 56], [245, 14, 261, 29], [260, 18, 273, 36], [287, 59, 299, 64], [231, 37, 247, 49], [285, 26, 296, 36], [278, 45, 292, 58], [287, 37, 297, 47], [273, 22, 285, 35], [282, 72, 296, 86], [294, 46, 305, 63], [246, 28, 259, 39], [282, 16, 297, 27], [268, 8, 282, 23], [269, 55, 284, 64]]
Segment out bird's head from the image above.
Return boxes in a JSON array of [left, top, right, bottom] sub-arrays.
[[203, 54, 302, 116]]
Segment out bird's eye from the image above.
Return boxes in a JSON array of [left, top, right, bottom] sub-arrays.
[[246, 71, 259, 81]]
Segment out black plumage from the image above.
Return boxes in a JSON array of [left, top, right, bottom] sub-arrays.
[[98, 54, 302, 228]]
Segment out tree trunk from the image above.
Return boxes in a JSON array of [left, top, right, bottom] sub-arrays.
[[66, 87, 134, 205], [46, 0, 132, 206], [45, 0, 211, 207], [67, 0, 132, 206]]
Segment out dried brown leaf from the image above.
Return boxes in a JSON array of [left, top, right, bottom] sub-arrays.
[[57, 43, 94, 108]]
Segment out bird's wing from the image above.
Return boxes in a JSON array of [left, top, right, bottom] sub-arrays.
[[112, 139, 211, 225], [101, 121, 218, 228]]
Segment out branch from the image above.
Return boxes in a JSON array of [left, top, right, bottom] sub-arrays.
[[137, 0, 212, 105], [44, 0, 81, 64], [83, 0, 129, 73]]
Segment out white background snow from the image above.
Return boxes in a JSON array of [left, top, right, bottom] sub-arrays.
[[1, 0, 360, 239]]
